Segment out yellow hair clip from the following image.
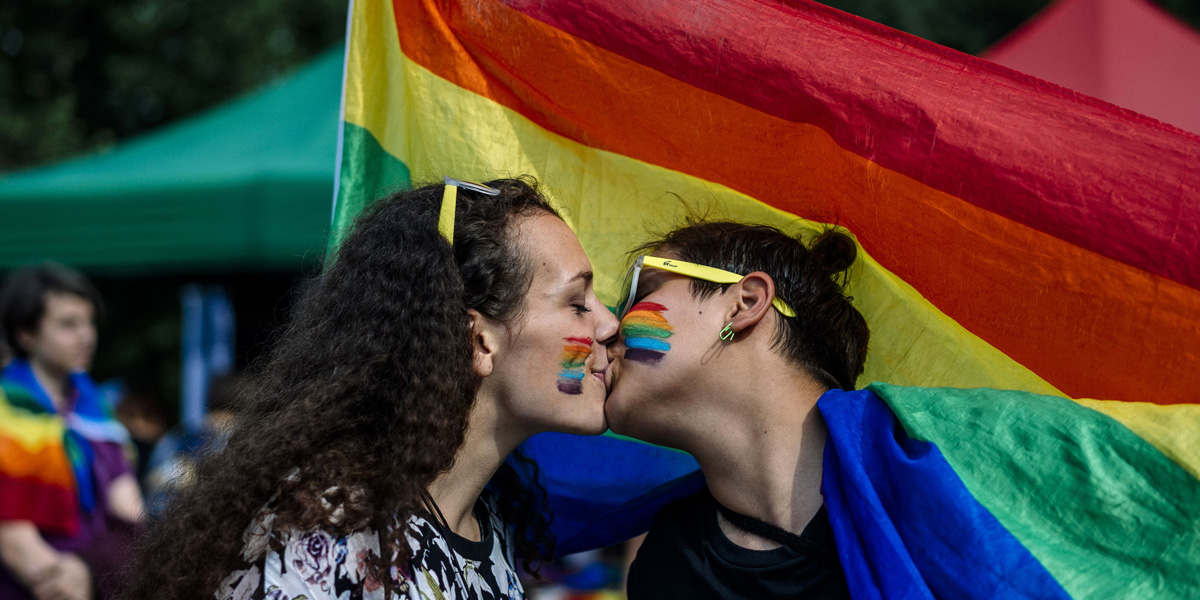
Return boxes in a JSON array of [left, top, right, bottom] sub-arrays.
[[439, 177, 501, 245]]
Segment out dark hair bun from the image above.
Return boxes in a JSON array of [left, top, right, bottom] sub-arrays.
[[809, 230, 858, 276]]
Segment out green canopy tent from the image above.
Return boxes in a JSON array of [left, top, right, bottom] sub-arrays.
[[0, 47, 343, 273]]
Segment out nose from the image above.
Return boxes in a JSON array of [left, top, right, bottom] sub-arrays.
[[595, 303, 619, 346], [605, 336, 625, 364], [589, 294, 619, 368], [605, 308, 628, 364]]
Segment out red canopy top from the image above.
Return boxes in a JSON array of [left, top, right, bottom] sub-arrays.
[[983, 0, 1200, 134]]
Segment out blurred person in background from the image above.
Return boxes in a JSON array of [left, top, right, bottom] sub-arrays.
[[141, 373, 244, 513], [0, 263, 143, 600], [112, 386, 169, 488]]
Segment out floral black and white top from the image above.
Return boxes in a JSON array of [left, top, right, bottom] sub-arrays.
[[217, 491, 523, 600]]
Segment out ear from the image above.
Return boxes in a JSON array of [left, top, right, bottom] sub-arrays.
[[468, 309, 501, 378], [727, 272, 775, 334]]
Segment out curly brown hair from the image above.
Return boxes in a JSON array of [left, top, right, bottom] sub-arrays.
[[121, 177, 559, 600]]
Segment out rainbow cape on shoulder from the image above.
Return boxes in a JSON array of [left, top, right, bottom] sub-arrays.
[[529, 384, 1200, 598], [820, 384, 1200, 599], [0, 360, 128, 535]]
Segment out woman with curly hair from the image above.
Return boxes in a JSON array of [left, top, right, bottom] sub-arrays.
[[121, 177, 617, 600]]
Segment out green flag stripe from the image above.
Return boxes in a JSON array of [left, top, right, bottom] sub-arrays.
[[332, 122, 413, 249], [868, 383, 1200, 600]]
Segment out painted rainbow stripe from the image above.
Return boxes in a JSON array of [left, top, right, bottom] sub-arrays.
[[558, 337, 592, 394], [621, 302, 673, 364]]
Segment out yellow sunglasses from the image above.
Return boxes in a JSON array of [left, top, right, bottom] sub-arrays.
[[616, 255, 796, 318]]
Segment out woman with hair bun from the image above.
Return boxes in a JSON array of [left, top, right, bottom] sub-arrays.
[[603, 221, 868, 599], [122, 177, 618, 600], [605, 218, 1198, 600]]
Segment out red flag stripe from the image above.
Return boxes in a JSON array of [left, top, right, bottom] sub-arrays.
[[389, 0, 1200, 402], [502, 0, 1200, 291]]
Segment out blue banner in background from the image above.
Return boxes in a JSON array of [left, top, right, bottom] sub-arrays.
[[179, 285, 235, 433]]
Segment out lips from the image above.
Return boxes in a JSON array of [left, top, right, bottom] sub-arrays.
[[592, 365, 611, 393]]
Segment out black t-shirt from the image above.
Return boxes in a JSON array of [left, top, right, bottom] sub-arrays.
[[626, 488, 850, 600]]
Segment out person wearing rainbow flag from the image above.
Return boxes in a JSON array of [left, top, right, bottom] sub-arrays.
[[0, 264, 142, 600], [602, 221, 1200, 600]]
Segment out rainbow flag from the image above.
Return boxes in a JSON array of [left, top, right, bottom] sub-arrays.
[[333, 0, 1200, 594], [0, 360, 129, 535], [0, 388, 79, 535], [820, 385, 1200, 599]]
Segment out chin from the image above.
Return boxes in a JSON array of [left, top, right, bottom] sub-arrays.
[[604, 395, 677, 448], [576, 419, 610, 436], [554, 414, 608, 436], [548, 393, 608, 436], [603, 392, 637, 436]]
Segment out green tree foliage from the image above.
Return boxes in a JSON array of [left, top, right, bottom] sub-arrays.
[[823, 0, 1051, 54], [823, 0, 1200, 55], [1157, 0, 1200, 33], [1, 0, 1195, 172], [0, 0, 347, 172], [844, 0, 1200, 55]]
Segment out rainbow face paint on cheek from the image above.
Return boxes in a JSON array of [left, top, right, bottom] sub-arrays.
[[558, 337, 593, 394], [621, 302, 674, 364]]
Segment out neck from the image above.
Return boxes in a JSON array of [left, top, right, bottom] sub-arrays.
[[688, 368, 829, 538], [29, 359, 72, 412], [425, 393, 529, 541]]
